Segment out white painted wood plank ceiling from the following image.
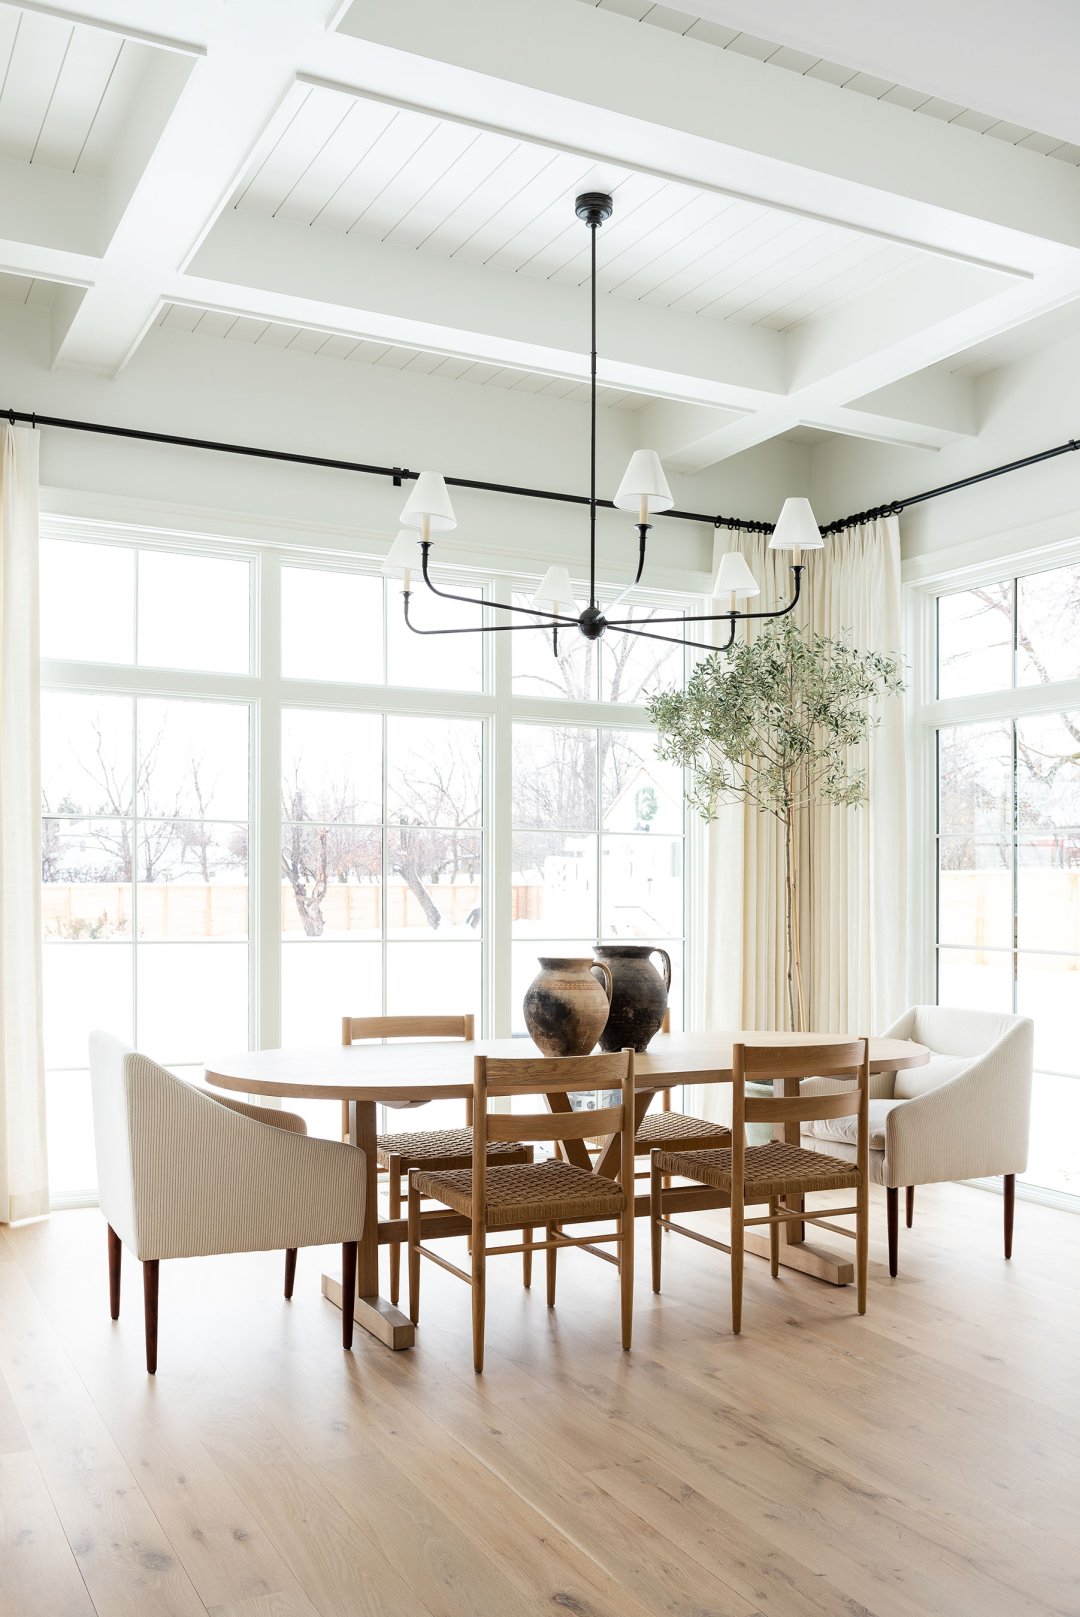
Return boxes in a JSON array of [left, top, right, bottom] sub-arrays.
[[575, 0, 1080, 166], [0, 7, 155, 174], [5, 0, 1080, 478], [231, 85, 918, 334]]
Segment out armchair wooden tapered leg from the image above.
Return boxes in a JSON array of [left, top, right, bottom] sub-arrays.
[[1004, 1174, 1015, 1259], [522, 1225, 533, 1288], [906, 1185, 915, 1227], [341, 1243, 357, 1350], [768, 1198, 780, 1279], [887, 1187, 899, 1277], [143, 1259, 159, 1375], [284, 1248, 297, 1299], [108, 1225, 121, 1320]]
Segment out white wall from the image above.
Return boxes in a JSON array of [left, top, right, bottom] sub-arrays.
[[0, 304, 805, 590], [811, 335, 1080, 567]]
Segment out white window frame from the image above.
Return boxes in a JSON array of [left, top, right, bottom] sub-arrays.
[[40, 510, 705, 1201], [905, 530, 1080, 1210]]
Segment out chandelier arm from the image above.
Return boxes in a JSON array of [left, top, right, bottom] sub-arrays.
[[604, 565, 804, 629], [418, 541, 579, 625], [617, 620, 737, 654], [402, 593, 569, 635]]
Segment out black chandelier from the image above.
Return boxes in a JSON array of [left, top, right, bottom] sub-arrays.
[[384, 191, 825, 654]]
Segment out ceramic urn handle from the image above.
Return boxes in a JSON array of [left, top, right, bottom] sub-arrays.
[[592, 959, 614, 1002], [652, 947, 672, 993]]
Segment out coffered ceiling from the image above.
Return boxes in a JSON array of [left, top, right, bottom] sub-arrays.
[[3, 0, 1080, 481]]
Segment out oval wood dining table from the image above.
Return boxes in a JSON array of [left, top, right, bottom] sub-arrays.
[[205, 1030, 927, 1352]]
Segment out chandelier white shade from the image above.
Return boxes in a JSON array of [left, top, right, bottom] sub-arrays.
[[614, 449, 673, 516], [531, 564, 578, 613], [381, 529, 419, 577], [400, 470, 457, 532], [712, 552, 760, 600], [769, 496, 823, 551]]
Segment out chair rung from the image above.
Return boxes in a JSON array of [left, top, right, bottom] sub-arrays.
[[802, 1214, 858, 1238], [416, 1245, 471, 1283], [657, 1218, 731, 1255]]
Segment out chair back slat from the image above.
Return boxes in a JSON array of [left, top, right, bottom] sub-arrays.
[[738, 1039, 866, 1080], [743, 1088, 862, 1125], [342, 1013, 474, 1045], [487, 1106, 623, 1144], [481, 1051, 631, 1096]]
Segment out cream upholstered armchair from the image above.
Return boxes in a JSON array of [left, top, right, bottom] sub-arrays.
[[801, 1007, 1033, 1276], [90, 1032, 366, 1372]]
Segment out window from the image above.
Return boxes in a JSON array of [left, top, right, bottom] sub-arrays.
[[41, 541, 253, 1201], [926, 558, 1080, 1200], [40, 529, 690, 1201]]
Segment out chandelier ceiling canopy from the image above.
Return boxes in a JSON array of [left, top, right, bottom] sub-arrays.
[[387, 191, 825, 655]]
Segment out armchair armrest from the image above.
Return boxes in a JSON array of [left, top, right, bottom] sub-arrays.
[[211, 1094, 307, 1133], [883, 1020, 1033, 1187]]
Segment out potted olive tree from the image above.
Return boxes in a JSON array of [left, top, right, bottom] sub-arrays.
[[648, 615, 903, 1031]]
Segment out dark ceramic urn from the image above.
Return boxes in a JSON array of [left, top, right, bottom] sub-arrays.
[[523, 957, 613, 1056], [592, 944, 671, 1052]]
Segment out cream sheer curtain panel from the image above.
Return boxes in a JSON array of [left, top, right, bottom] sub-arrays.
[[0, 424, 48, 1222], [699, 518, 906, 1110]]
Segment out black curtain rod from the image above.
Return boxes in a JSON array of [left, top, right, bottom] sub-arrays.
[[817, 436, 1080, 536], [7, 407, 1080, 540], [0, 407, 772, 534]]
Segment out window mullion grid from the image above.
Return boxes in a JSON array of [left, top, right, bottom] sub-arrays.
[[256, 550, 282, 1054], [490, 597, 513, 1040]]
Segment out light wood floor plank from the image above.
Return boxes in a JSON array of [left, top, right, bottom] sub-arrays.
[[0, 1450, 97, 1617], [3, 1188, 1078, 1617]]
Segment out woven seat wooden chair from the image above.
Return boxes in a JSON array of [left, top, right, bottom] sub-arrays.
[[650, 1038, 870, 1333], [407, 1049, 636, 1372], [585, 1013, 732, 1175], [341, 1014, 531, 1304]]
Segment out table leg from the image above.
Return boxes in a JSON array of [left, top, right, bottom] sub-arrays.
[[741, 1074, 854, 1286], [321, 1098, 416, 1349]]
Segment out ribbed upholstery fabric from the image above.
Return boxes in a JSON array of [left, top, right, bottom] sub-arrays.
[[655, 1141, 860, 1200], [89, 1032, 365, 1262], [413, 1159, 626, 1227], [799, 1006, 1033, 1189], [214, 1096, 307, 1133], [376, 1127, 528, 1172]]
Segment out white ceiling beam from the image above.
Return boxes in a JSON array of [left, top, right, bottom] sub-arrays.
[[9, 0, 211, 53], [845, 372, 977, 442], [184, 209, 787, 407], [46, 0, 341, 374], [675, 267, 1080, 466], [328, 0, 1080, 268]]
